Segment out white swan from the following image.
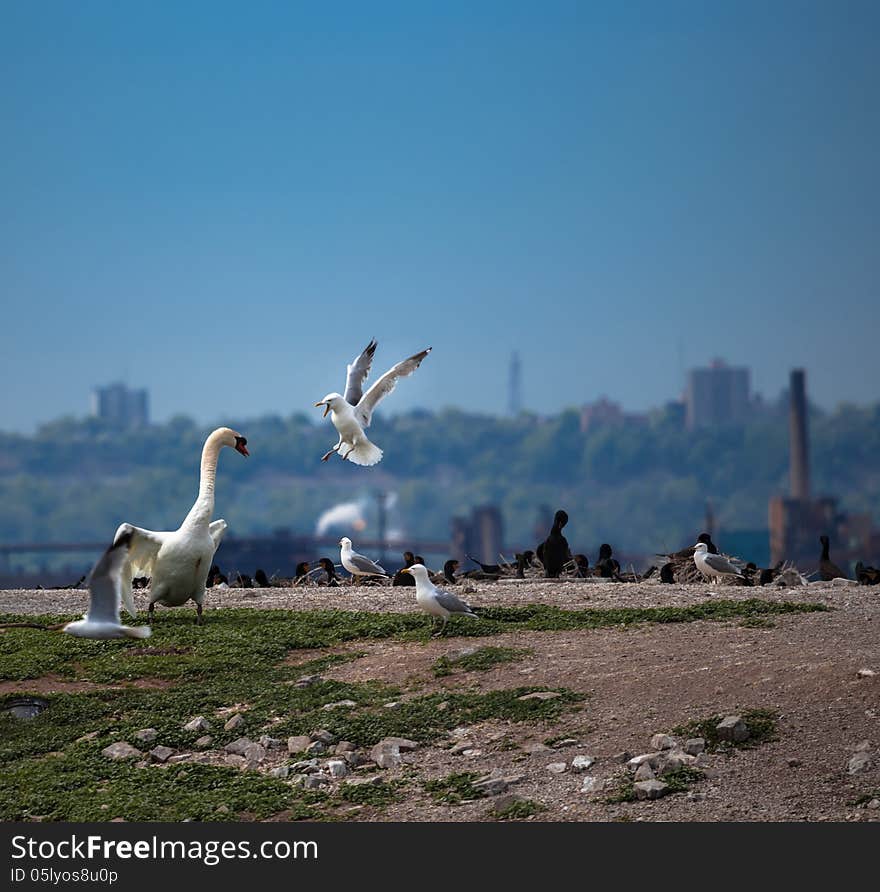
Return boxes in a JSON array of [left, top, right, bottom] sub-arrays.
[[113, 427, 249, 624], [63, 530, 152, 640]]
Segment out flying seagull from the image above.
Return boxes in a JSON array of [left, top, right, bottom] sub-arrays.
[[339, 537, 387, 579], [315, 340, 431, 466], [63, 532, 152, 639], [693, 542, 744, 584], [399, 563, 478, 636]]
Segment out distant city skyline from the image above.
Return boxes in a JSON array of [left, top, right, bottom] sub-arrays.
[[2, 2, 879, 432]]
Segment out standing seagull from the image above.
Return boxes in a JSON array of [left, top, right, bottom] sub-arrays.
[[315, 340, 431, 466], [399, 564, 478, 636], [339, 537, 387, 580], [63, 532, 152, 639], [693, 542, 744, 584]]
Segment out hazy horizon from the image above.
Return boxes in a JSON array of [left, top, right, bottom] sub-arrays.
[[2, 2, 879, 433]]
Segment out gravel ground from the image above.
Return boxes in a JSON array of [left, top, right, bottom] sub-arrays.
[[1, 578, 877, 822]]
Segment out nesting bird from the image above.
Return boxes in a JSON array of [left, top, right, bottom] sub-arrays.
[[818, 535, 847, 581], [399, 563, 478, 636], [540, 510, 571, 578]]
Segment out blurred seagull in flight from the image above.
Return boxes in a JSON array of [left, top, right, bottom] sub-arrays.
[[315, 340, 431, 466]]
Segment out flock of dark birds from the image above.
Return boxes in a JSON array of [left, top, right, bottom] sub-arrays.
[[45, 509, 879, 594], [171, 511, 880, 591]]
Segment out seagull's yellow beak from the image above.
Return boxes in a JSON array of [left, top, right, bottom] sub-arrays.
[[314, 401, 330, 417], [400, 568, 411, 575]]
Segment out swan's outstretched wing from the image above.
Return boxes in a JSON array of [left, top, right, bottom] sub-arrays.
[[344, 340, 377, 406], [85, 533, 133, 624], [113, 523, 168, 616], [355, 347, 431, 427], [209, 519, 228, 550]]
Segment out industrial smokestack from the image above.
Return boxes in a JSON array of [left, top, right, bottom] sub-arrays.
[[789, 369, 810, 500]]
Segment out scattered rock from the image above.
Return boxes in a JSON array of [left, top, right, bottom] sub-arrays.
[[716, 716, 749, 743], [295, 675, 323, 688], [301, 775, 329, 790], [306, 741, 326, 756], [224, 738, 256, 757], [550, 738, 578, 749], [635, 762, 655, 781], [634, 779, 669, 800], [243, 743, 265, 767], [183, 716, 211, 733], [321, 700, 357, 711], [546, 762, 568, 774], [580, 776, 605, 794], [370, 740, 403, 769], [695, 752, 711, 767], [76, 731, 101, 743], [149, 745, 175, 763], [654, 749, 695, 773], [853, 740, 872, 753], [344, 775, 384, 788], [291, 759, 320, 774], [650, 734, 678, 751], [287, 735, 312, 754], [684, 738, 705, 756], [326, 759, 348, 779], [380, 737, 418, 752], [517, 691, 561, 702], [258, 735, 282, 750], [135, 729, 158, 744], [335, 741, 356, 753], [473, 777, 509, 796], [571, 755, 595, 772], [101, 742, 141, 761], [687, 791, 705, 802], [866, 799, 880, 811], [224, 754, 245, 767], [612, 751, 632, 763], [167, 754, 192, 764], [848, 752, 873, 774], [310, 729, 337, 746], [194, 736, 213, 749], [857, 668, 876, 678], [450, 741, 475, 755], [461, 749, 483, 757], [627, 753, 660, 771], [223, 714, 245, 732]]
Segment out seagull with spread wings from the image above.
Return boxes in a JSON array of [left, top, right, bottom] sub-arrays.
[[62, 532, 152, 639], [314, 340, 431, 466]]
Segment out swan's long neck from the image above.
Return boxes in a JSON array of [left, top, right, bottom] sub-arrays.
[[183, 431, 225, 528]]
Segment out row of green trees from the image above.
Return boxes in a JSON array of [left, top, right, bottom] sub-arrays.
[[2, 402, 879, 556]]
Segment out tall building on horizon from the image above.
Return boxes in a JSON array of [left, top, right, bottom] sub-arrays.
[[508, 351, 522, 415], [90, 382, 150, 429], [685, 358, 750, 430]]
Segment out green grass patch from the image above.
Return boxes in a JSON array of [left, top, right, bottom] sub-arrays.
[[492, 798, 545, 820], [605, 766, 704, 804], [423, 772, 486, 804], [671, 709, 778, 753], [431, 646, 530, 677], [337, 780, 402, 808]]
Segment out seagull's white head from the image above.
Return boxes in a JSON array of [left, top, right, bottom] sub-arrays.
[[314, 393, 345, 418], [693, 542, 708, 554], [400, 563, 430, 582], [339, 537, 352, 550]]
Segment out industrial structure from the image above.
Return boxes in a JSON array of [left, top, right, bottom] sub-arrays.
[[90, 382, 150, 429], [685, 359, 751, 430]]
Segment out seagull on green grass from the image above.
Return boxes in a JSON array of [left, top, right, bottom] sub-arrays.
[[399, 563, 478, 636]]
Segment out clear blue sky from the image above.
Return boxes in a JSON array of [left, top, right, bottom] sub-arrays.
[[1, 1, 878, 432]]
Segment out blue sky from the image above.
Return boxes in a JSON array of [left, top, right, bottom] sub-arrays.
[[1, 1, 878, 431]]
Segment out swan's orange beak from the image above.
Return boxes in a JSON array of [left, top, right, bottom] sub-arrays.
[[234, 437, 249, 457]]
